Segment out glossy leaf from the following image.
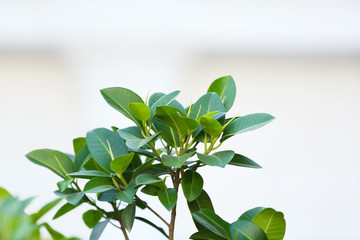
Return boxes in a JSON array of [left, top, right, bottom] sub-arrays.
[[122, 202, 136, 232], [67, 170, 110, 179], [182, 170, 204, 202], [152, 118, 180, 147], [118, 126, 144, 141], [192, 209, 230, 239], [128, 102, 151, 121], [200, 117, 223, 137], [230, 220, 267, 240], [83, 210, 102, 228], [116, 187, 135, 204], [90, 219, 109, 240], [30, 198, 62, 222], [100, 87, 144, 127], [189, 93, 225, 120], [135, 217, 169, 238], [110, 152, 135, 174], [97, 189, 118, 202], [141, 185, 161, 196], [73, 137, 87, 155], [158, 188, 177, 211], [207, 75, 236, 112], [238, 207, 265, 221], [26, 149, 74, 179], [74, 145, 91, 171], [84, 177, 114, 193], [53, 202, 82, 220], [252, 208, 286, 240], [222, 113, 275, 142], [86, 128, 128, 172], [54, 189, 84, 205], [162, 152, 195, 168], [228, 154, 262, 169], [190, 230, 227, 240], [188, 190, 215, 232], [197, 151, 235, 168], [135, 174, 162, 186], [149, 90, 181, 121], [57, 178, 74, 192], [125, 133, 160, 150]]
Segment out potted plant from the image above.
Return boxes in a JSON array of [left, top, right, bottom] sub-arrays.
[[26, 76, 286, 240]]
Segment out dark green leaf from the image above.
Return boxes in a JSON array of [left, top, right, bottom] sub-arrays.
[[141, 185, 161, 196], [30, 198, 62, 222], [152, 118, 180, 147], [162, 152, 195, 168], [190, 230, 227, 240], [135, 216, 169, 238], [54, 189, 84, 205], [67, 170, 110, 179], [110, 152, 135, 174], [83, 210, 102, 228], [125, 133, 160, 150], [84, 177, 114, 193], [57, 178, 74, 192], [222, 113, 275, 142], [42, 223, 66, 240], [97, 189, 118, 202], [252, 208, 286, 240], [207, 75, 236, 112], [74, 145, 91, 171], [192, 209, 230, 239], [149, 90, 180, 121], [118, 126, 145, 141], [89, 219, 109, 240], [100, 87, 144, 127], [238, 207, 265, 221], [189, 93, 225, 120], [122, 202, 136, 232], [158, 188, 177, 211], [26, 149, 74, 179], [230, 220, 267, 240], [197, 151, 235, 168], [53, 202, 82, 220], [135, 174, 162, 186], [128, 102, 151, 121], [182, 170, 203, 202], [116, 187, 135, 204], [228, 154, 262, 169], [86, 128, 128, 172], [200, 117, 223, 137], [187, 190, 215, 231]]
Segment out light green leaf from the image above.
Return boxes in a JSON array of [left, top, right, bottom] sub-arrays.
[[30, 198, 62, 223], [110, 152, 135, 174], [122, 202, 136, 232], [128, 102, 151, 121], [190, 230, 227, 240], [53, 202, 82, 220], [0, 187, 11, 198], [200, 117, 223, 137], [42, 223, 66, 240], [222, 113, 275, 142], [116, 187, 135, 204], [252, 208, 286, 240], [100, 87, 144, 127], [228, 154, 262, 169], [86, 128, 128, 172], [84, 177, 114, 193], [162, 152, 195, 168], [67, 170, 110, 179], [207, 75, 236, 112], [158, 188, 177, 211], [73, 137, 87, 155], [197, 151, 235, 168], [125, 133, 160, 150], [26, 149, 74, 179], [192, 209, 230, 239], [182, 170, 203, 202], [238, 207, 265, 221], [83, 210, 102, 228], [89, 219, 109, 240], [135, 174, 162, 186], [54, 189, 84, 205], [230, 220, 267, 240], [189, 93, 225, 120], [57, 178, 74, 192]]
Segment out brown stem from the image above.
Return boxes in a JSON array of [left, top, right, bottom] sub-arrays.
[[135, 195, 170, 227], [169, 171, 181, 240], [111, 202, 129, 240]]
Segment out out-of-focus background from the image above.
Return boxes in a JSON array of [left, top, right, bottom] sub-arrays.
[[1, 1, 360, 239]]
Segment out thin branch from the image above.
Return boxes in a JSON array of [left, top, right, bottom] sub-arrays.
[[135, 195, 170, 227]]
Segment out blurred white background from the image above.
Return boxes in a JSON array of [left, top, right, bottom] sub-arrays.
[[1, 1, 360, 239]]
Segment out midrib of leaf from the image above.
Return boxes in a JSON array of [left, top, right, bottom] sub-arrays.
[[212, 155, 223, 164], [201, 215, 227, 238], [95, 135, 111, 156], [189, 172, 195, 198], [55, 155, 68, 177], [106, 95, 141, 127], [165, 190, 170, 205], [264, 212, 275, 233], [164, 109, 182, 137], [219, 82, 227, 99], [37, 157, 64, 178]]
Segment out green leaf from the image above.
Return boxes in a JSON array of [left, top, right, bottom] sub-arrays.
[[86, 128, 128, 172], [57, 178, 74, 192], [53, 202, 82, 220], [0, 187, 11, 198], [67, 170, 110, 179], [116, 187, 135, 204], [84, 177, 114, 193], [230, 220, 267, 240], [30, 198, 62, 223], [135, 216, 169, 238], [122, 202, 136, 232], [89, 219, 109, 240], [135, 174, 162, 186], [152, 118, 180, 147], [128, 102, 151, 121], [110, 152, 135, 174], [74, 145, 91, 171], [97, 189, 118, 202], [182, 170, 203, 202], [149, 90, 181, 121], [73, 137, 87, 155], [42, 223, 66, 240], [238, 207, 265, 221], [252, 208, 286, 240], [26, 149, 74, 179], [197, 151, 235, 168], [192, 209, 230, 239], [83, 210, 102, 228], [207, 75, 236, 112], [200, 117, 223, 137], [100, 87, 144, 127], [125, 133, 160, 150], [228, 154, 262, 169], [190, 230, 227, 240], [118, 126, 145, 141], [222, 113, 275, 142], [158, 188, 177, 211], [141, 185, 161, 196], [189, 93, 225, 120], [162, 152, 195, 168], [54, 189, 84, 205]]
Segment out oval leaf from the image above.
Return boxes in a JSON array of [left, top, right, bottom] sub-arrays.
[[158, 188, 177, 211], [197, 151, 235, 168], [125, 133, 160, 150], [200, 117, 223, 137], [54, 189, 84, 205], [192, 209, 230, 239], [230, 220, 267, 240], [110, 152, 135, 174], [190, 230, 227, 240], [162, 152, 195, 168], [189, 93, 225, 120], [116, 186, 135, 204], [53, 202, 82, 220], [207, 75, 236, 112], [83, 210, 103, 228], [84, 177, 114, 193], [228, 154, 262, 169], [67, 170, 110, 179], [128, 102, 151, 121], [135, 174, 162, 186], [182, 170, 204, 202], [90, 219, 109, 240], [149, 90, 181, 121], [238, 207, 265, 221], [252, 208, 286, 240], [122, 202, 136, 232]]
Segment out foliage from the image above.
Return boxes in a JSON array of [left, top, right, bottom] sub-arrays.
[[26, 75, 285, 240]]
